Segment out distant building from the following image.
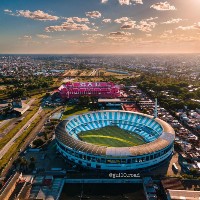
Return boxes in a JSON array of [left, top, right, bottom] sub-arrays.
[[50, 112, 62, 121], [12, 98, 22, 108], [58, 82, 120, 99], [0, 99, 29, 117], [161, 178, 200, 200], [106, 69, 129, 75], [167, 190, 200, 200]]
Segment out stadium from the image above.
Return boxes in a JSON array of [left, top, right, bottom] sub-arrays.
[[58, 82, 120, 99], [55, 110, 175, 171]]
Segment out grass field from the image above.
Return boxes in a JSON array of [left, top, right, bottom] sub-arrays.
[[78, 126, 146, 147], [62, 105, 89, 120]]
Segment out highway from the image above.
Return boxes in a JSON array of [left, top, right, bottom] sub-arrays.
[[0, 106, 43, 160], [0, 98, 36, 139], [26, 98, 36, 106], [1, 106, 63, 176]]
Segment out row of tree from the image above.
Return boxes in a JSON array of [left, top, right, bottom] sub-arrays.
[[1, 76, 54, 98], [120, 73, 200, 110], [13, 156, 36, 171]]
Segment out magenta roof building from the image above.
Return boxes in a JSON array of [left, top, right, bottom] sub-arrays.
[[58, 82, 121, 99]]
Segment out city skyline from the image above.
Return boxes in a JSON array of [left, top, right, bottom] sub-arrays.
[[1, 0, 200, 54]]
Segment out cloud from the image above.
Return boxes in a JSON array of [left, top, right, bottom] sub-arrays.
[[92, 33, 104, 37], [119, 19, 156, 32], [145, 17, 158, 21], [177, 25, 198, 31], [19, 35, 32, 40], [166, 30, 173, 34], [109, 31, 132, 36], [136, 21, 156, 32], [36, 34, 52, 39], [45, 22, 91, 32], [176, 22, 200, 31], [135, 40, 161, 46], [160, 30, 173, 38], [159, 32, 200, 43], [150, 2, 176, 11], [4, 9, 12, 13], [108, 32, 133, 42], [146, 34, 152, 37], [162, 18, 182, 24], [66, 17, 89, 23], [121, 20, 136, 29], [101, 0, 108, 3], [67, 39, 94, 45], [114, 17, 130, 23], [83, 33, 104, 38], [101, 0, 143, 5], [102, 18, 112, 23], [195, 22, 200, 29], [85, 11, 101, 18], [119, 0, 131, 5], [109, 37, 132, 42], [132, 0, 143, 4], [118, 0, 143, 5], [15, 10, 59, 21], [108, 31, 133, 42]]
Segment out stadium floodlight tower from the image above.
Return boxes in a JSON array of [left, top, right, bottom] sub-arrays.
[[154, 98, 158, 119]]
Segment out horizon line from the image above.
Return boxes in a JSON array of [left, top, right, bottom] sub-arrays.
[[0, 52, 200, 55]]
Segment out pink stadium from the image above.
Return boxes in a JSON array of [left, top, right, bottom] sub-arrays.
[[58, 82, 121, 99]]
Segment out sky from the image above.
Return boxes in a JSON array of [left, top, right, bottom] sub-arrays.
[[0, 0, 200, 54]]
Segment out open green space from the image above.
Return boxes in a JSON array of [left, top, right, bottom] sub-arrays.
[[62, 105, 89, 120], [0, 121, 10, 133], [78, 126, 146, 147]]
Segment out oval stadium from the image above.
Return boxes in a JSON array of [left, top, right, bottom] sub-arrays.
[[55, 111, 175, 171]]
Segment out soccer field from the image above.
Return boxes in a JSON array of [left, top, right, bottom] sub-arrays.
[[78, 126, 146, 147]]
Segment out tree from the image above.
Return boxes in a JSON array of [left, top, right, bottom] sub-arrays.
[[29, 162, 35, 170], [29, 157, 36, 171], [19, 157, 29, 171], [30, 157, 36, 163], [9, 88, 26, 98], [190, 168, 198, 176], [12, 160, 18, 168], [16, 156, 23, 166], [44, 132, 48, 140], [33, 138, 44, 147], [79, 96, 91, 106]]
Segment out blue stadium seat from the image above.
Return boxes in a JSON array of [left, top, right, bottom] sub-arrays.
[[65, 111, 164, 143]]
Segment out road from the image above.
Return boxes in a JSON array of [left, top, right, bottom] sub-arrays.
[[1, 106, 63, 176], [0, 98, 36, 139], [0, 107, 43, 159], [0, 119, 12, 129], [89, 69, 97, 76], [26, 98, 36, 106]]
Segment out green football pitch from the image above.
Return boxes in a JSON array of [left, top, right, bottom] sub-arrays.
[[78, 126, 146, 147]]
